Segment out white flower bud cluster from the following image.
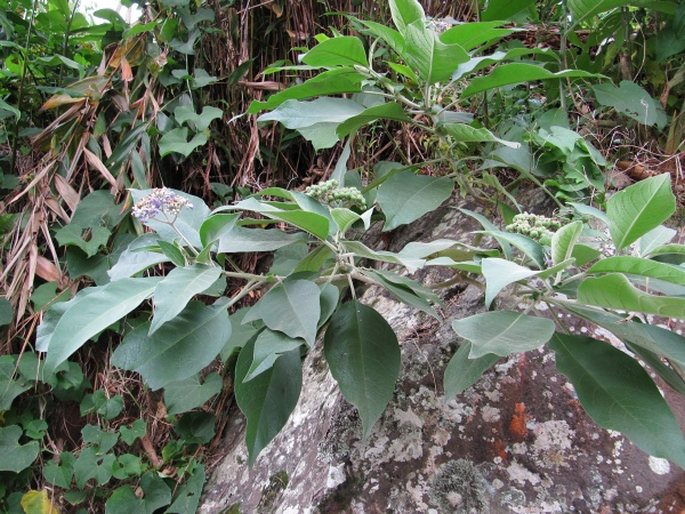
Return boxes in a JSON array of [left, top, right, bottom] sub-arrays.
[[506, 213, 562, 245], [132, 188, 193, 222], [305, 179, 367, 210]]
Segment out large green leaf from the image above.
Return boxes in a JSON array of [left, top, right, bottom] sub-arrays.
[[567, 0, 670, 23], [301, 36, 368, 67], [549, 332, 685, 469], [164, 373, 223, 415], [606, 174, 676, 249], [588, 256, 685, 285], [231, 198, 330, 240], [108, 235, 169, 281], [593, 81, 668, 129], [234, 338, 302, 464], [578, 274, 685, 319], [377, 170, 453, 231], [43, 278, 161, 374], [324, 301, 401, 438], [258, 98, 364, 150], [441, 123, 520, 148], [0, 425, 39, 473], [443, 343, 499, 399], [248, 68, 365, 114], [158, 128, 207, 158], [218, 227, 306, 253], [481, 258, 539, 308], [243, 279, 321, 347], [440, 22, 515, 51], [461, 63, 597, 98], [389, 0, 425, 33], [562, 302, 685, 372], [551, 221, 584, 266], [111, 300, 231, 390], [337, 102, 410, 138], [150, 265, 222, 334], [481, 0, 536, 21], [402, 21, 469, 84], [452, 311, 555, 358], [199, 213, 240, 247]]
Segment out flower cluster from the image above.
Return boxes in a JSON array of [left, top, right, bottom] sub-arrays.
[[506, 213, 562, 245], [427, 16, 456, 34], [132, 188, 192, 222], [305, 179, 367, 210]]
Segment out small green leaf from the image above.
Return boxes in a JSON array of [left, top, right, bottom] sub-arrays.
[[119, 419, 146, 446], [165, 465, 205, 513], [342, 240, 426, 272], [301, 36, 368, 67], [452, 311, 555, 358], [243, 330, 303, 382], [158, 128, 208, 158], [377, 171, 453, 231], [111, 300, 231, 390], [150, 265, 222, 334], [363, 269, 440, 319], [324, 301, 401, 438], [461, 63, 598, 98], [174, 105, 223, 131], [243, 279, 321, 347], [478, 230, 546, 268], [54, 224, 111, 258], [43, 278, 161, 374], [549, 332, 685, 469], [552, 221, 584, 266], [443, 343, 499, 399], [588, 256, 685, 285], [578, 274, 685, 319], [481, 258, 539, 308], [234, 338, 302, 464], [606, 174, 676, 249], [0, 298, 13, 326], [0, 425, 39, 473]]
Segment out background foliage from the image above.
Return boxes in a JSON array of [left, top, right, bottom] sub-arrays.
[[0, 0, 684, 512]]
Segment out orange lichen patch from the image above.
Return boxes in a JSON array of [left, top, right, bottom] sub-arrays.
[[492, 438, 508, 463], [509, 403, 528, 441]]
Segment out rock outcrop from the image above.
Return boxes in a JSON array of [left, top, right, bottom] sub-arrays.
[[200, 199, 685, 513]]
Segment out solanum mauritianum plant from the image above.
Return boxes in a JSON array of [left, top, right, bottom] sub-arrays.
[[36, 171, 685, 468], [35, 0, 685, 470]]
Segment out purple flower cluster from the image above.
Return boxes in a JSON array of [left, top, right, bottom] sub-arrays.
[[132, 188, 192, 222]]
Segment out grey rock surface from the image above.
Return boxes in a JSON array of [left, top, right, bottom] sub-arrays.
[[200, 199, 685, 514]]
